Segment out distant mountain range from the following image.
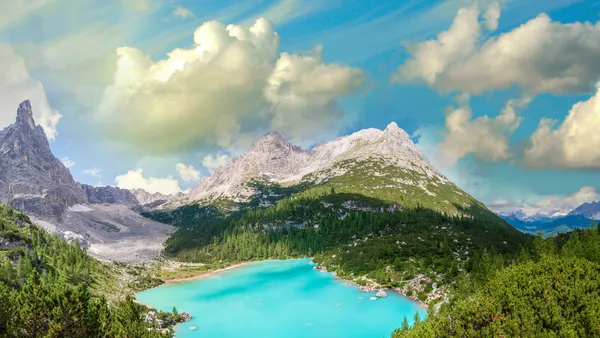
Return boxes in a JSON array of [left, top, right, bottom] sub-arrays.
[[497, 202, 600, 236]]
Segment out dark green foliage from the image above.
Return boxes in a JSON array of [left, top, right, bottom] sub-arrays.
[[148, 189, 528, 293], [393, 226, 600, 338], [0, 204, 168, 337]]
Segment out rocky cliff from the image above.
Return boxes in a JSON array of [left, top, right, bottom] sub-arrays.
[[0, 100, 87, 221]]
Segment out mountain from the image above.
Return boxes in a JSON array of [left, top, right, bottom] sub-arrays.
[[145, 121, 528, 306], [499, 201, 600, 236], [180, 122, 493, 219], [82, 185, 172, 209], [569, 201, 600, 219], [82, 184, 140, 206], [0, 100, 87, 221], [0, 100, 175, 262]]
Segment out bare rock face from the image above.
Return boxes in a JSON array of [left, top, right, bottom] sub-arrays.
[[188, 131, 311, 202], [131, 189, 169, 206], [186, 122, 447, 203], [0, 101, 87, 221], [82, 184, 140, 206]]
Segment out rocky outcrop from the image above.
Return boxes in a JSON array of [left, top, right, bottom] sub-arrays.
[[376, 290, 388, 298], [82, 184, 139, 206], [0, 101, 87, 221]]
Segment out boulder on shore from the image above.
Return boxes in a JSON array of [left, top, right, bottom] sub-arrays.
[[376, 290, 388, 298], [179, 312, 192, 322]]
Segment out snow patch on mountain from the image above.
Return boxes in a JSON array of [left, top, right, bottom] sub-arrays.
[[67, 204, 93, 212]]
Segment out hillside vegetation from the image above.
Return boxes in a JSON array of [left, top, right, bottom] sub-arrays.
[[0, 203, 172, 337], [393, 227, 600, 337], [146, 188, 529, 305]]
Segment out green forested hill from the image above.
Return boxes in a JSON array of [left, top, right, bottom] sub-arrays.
[[393, 226, 600, 337], [146, 188, 530, 304], [0, 203, 172, 337]]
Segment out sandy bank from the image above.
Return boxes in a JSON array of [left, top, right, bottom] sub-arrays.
[[163, 262, 255, 284]]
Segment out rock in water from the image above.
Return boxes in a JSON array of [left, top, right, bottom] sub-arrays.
[[179, 312, 192, 322], [376, 290, 388, 298]]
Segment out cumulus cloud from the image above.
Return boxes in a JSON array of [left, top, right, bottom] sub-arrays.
[[176, 163, 201, 182], [115, 169, 181, 194], [524, 83, 600, 169], [61, 157, 76, 168], [172, 6, 194, 19], [437, 96, 530, 166], [0, 46, 62, 140], [202, 153, 230, 170], [96, 18, 365, 154], [81, 167, 102, 185], [393, 2, 600, 95]]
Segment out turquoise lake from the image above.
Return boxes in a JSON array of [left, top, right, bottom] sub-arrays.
[[136, 259, 426, 338]]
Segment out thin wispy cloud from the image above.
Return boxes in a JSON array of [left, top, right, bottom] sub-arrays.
[[81, 167, 102, 186], [172, 6, 195, 20], [291, 0, 464, 64], [241, 0, 331, 26]]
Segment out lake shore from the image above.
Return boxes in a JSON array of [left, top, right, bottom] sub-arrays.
[[313, 263, 430, 309], [162, 261, 256, 284], [157, 258, 429, 309]]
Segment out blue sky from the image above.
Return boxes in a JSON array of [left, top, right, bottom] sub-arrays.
[[0, 0, 599, 214]]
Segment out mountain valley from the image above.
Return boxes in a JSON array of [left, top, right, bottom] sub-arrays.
[[1, 100, 600, 337]]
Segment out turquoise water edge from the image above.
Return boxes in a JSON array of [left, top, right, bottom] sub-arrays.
[[136, 259, 426, 338]]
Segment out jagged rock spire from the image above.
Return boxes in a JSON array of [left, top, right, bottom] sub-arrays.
[[16, 100, 35, 130]]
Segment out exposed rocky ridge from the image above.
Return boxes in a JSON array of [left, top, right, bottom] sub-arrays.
[[82, 185, 172, 208], [184, 122, 449, 205], [0, 100, 87, 221], [82, 184, 140, 206]]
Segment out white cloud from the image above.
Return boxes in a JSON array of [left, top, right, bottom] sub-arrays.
[[81, 167, 102, 186], [115, 169, 181, 195], [524, 83, 600, 169], [172, 6, 195, 19], [0, 0, 51, 32], [491, 186, 600, 216], [61, 157, 76, 168], [438, 96, 530, 166], [202, 153, 230, 170], [96, 18, 365, 154], [393, 2, 600, 95], [0, 46, 62, 140], [176, 163, 201, 182]]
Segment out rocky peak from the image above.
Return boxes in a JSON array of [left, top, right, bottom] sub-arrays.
[[188, 121, 447, 202], [0, 101, 87, 221], [569, 201, 600, 218], [16, 100, 35, 130], [249, 131, 303, 155], [383, 122, 409, 138]]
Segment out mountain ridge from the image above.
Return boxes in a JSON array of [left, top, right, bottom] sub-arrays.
[[178, 121, 472, 218]]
